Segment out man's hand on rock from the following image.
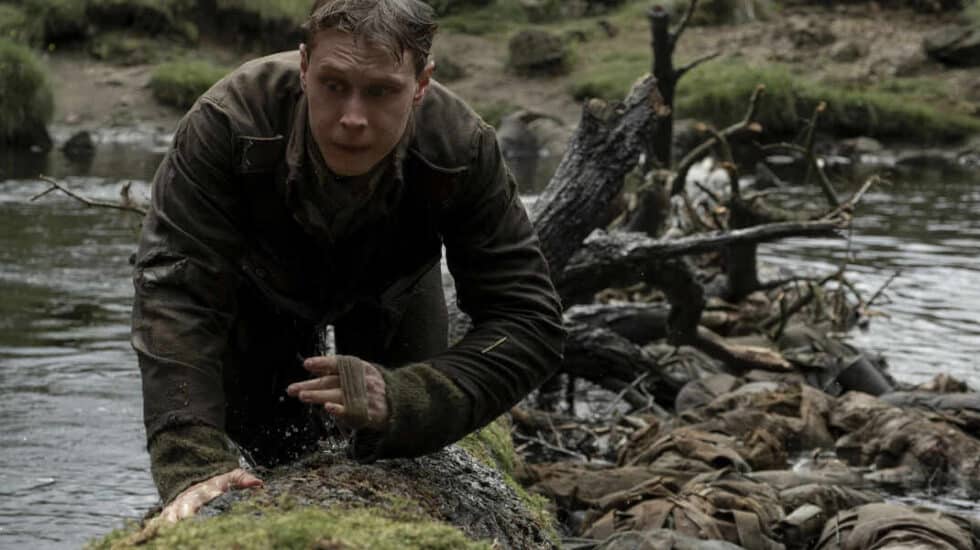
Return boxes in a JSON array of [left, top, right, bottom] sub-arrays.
[[287, 354, 389, 432], [159, 468, 263, 523]]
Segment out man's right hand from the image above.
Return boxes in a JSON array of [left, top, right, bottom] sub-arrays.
[[158, 468, 263, 523]]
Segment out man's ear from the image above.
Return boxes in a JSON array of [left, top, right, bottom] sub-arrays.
[[299, 43, 309, 90], [413, 60, 436, 105]]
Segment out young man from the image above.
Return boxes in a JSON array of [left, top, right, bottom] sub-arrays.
[[132, 0, 564, 521]]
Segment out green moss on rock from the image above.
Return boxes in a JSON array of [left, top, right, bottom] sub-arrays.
[[149, 59, 230, 109], [90, 505, 490, 550], [0, 38, 53, 147], [459, 418, 559, 546]]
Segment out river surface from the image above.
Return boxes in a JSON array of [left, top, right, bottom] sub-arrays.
[[0, 139, 977, 548]]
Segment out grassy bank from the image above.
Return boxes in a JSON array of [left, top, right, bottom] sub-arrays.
[[571, 59, 980, 143], [149, 59, 231, 109], [0, 38, 53, 146]]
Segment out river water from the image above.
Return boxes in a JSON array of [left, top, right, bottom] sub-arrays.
[[0, 139, 977, 548]]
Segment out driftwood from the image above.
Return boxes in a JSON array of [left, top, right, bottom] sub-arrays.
[[558, 221, 843, 305], [530, 76, 669, 276]]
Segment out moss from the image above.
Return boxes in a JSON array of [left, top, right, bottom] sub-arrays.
[[0, 4, 38, 44], [962, 0, 980, 25], [568, 49, 647, 101], [89, 505, 491, 550], [89, 32, 178, 65], [214, 0, 310, 23], [0, 38, 54, 145], [675, 62, 980, 142], [438, 0, 528, 35], [19, 0, 88, 44], [470, 100, 521, 127], [459, 419, 559, 546], [149, 59, 230, 109], [83, 0, 196, 40], [571, 55, 980, 142]]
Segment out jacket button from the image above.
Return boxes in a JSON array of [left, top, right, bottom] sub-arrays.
[[255, 267, 268, 278]]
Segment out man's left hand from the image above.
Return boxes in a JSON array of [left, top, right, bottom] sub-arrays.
[[286, 355, 389, 431]]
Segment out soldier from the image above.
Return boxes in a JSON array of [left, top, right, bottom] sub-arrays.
[[133, 0, 564, 521]]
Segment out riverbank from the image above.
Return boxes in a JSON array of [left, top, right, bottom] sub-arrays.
[[5, 0, 979, 147]]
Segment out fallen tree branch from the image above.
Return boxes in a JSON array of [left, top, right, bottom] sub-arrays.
[[31, 175, 147, 216]]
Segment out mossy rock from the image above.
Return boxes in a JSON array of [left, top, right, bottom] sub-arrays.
[[0, 38, 53, 149], [91, 420, 557, 549], [507, 28, 570, 76], [149, 59, 230, 110]]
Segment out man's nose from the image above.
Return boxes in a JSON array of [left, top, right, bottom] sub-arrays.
[[339, 96, 368, 130]]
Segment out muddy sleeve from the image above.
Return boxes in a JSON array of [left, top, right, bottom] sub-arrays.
[[351, 123, 565, 461], [131, 98, 246, 487], [149, 424, 241, 505]]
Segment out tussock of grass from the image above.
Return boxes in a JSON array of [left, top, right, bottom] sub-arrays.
[[0, 38, 54, 144], [149, 59, 230, 109], [90, 506, 490, 550]]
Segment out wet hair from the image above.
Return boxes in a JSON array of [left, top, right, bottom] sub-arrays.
[[303, 0, 438, 76]]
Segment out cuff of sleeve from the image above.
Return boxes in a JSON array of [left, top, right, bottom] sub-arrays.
[[149, 424, 240, 504], [349, 362, 470, 462]]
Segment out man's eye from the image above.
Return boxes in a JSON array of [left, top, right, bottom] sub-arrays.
[[365, 85, 394, 98], [323, 80, 346, 93]]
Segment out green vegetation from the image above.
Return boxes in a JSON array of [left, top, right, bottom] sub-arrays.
[[963, 0, 980, 25], [439, 0, 528, 35], [215, 0, 310, 22], [149, 59, 230, 109], [570, 57, 980, 142], [90, 505, 490, 550], [675, 63, 980, 142], [459, 419, 558, 546], [471, 100, 522, 127], [89, 31, 176, 65], [0, 4, 34, 44], [0, 38, 53, 145]]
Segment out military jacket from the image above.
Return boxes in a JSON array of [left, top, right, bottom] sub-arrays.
[[131, 51, 565, 484]]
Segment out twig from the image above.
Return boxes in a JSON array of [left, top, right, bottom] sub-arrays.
[[821, 175, 882, 220], [602, 371, 651, 417], [671, 85, 764, 195], [512, 431, 588, 461], [801, 102, 840, 207], [692, 180, 722, 204], [676, 51, 721, 80], [865, 270, 901, 308], [31, 175, 147, 216], [672, 0, 700, 44]]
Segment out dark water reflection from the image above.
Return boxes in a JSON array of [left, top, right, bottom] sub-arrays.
[[0, 143, 977, 547], [759, 163, 980, 387]]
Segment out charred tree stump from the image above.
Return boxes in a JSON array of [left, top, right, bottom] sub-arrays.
[[530, 76, 668, 276]]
